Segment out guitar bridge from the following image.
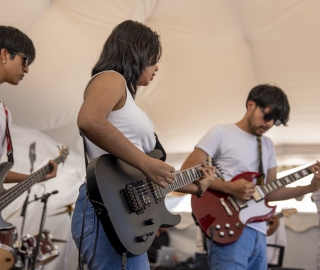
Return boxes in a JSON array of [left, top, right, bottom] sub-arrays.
[[122, 181, 150, 214]]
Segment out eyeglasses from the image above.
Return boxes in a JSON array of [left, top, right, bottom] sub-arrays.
[[258, 106, 282, 126], [6, 49, 29, 68]]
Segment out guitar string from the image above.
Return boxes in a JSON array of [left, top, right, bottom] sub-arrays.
[[131, 159, 224, 199], [128, 160, 223, 208], [0, 153, 68, 210], [130, 163, 314, 211]]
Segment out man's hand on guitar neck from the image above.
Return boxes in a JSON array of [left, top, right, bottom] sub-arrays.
[[39, 160, 58, 182], [309, 161, 320, 192], [4, 160, 58, 184]]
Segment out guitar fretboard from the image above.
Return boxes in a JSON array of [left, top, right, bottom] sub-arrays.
[[150, 161, 215, 199], [259, 165, 313, 196], [0, 155, 64, 211]]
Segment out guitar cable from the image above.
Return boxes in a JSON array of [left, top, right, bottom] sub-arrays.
[[78, 195, 89, 270]]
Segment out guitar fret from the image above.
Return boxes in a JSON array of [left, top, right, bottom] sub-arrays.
[[275, 179, 284, 188], [263, 184, 271, 194], [161, 164, 206, 196], [260, 185, 268, 195], [270, 181, 279, 191], [301, 167, 312, 176], [267, 183, 274, 193], [0, 154, 67, 211], [282, 175, 292, 185], [293, 172, 301, 180], [195, 167, 201, 179]]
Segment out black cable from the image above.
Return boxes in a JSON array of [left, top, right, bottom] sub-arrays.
[[77, 195, 89, 270], [91, 215, 99, 262]]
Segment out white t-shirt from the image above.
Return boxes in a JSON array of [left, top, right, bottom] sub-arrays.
[[84, 71, 156, 161], [196, 123, 277, 234]]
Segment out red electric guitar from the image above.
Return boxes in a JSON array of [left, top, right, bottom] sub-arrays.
[[192, 163, 315, 245]]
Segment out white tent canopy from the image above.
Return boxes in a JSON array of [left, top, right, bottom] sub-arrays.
[[1, 0, 320, 268], [1, 0, 319, 164]]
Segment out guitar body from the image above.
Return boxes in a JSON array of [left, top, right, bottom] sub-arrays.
[[86, 149, 181, 256], [192, 171, 276, 245], [0, 162, 14, 230]]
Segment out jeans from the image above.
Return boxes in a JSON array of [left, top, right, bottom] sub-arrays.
[[71, 183, 150, 270], [206, 226, 267, 270]]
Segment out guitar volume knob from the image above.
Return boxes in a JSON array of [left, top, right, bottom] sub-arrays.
[[145, 218, 155, 225], [219, 231, 225, 237], [136, 234, 148, 243], [215, 224, 221, 230], [229, 230, 234, 236]]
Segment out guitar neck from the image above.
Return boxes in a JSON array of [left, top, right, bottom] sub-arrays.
[[0, 155, 63, 211], [159, 161, 211, 196], [260, 163, 315, 196]]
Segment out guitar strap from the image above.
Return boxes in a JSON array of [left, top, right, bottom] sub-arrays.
[[256, 136, 265, 185], [79, 130, 88, 170], [79, 131, 166, 167], [154, 133, 166, 161], [3, 102, 14, 164]]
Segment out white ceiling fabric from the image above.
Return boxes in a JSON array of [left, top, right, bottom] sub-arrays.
[[1, 0, 319, 167], [0, 1, 319, 153], [1, 0, 320, 268]]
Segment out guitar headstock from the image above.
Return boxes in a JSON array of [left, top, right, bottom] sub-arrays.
[[58, 145, 70, 163], [281, 208, 298, 218]]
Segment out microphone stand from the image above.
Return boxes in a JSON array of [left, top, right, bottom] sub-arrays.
[[20, 142, 36, 239], [30, 190, 59, 270]]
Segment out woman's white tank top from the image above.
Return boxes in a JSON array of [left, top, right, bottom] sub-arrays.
[[84, 71, 156, 161]]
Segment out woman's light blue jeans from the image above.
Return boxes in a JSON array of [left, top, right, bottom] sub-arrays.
[[71, 183, 150, 270]]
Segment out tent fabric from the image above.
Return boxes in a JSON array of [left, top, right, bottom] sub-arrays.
[[0, 0, 319, 161], [1, 1, 320, 269]]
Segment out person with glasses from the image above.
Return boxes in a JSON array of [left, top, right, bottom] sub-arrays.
[[0, 25, 57, 183], [180, 84, 320, 270]]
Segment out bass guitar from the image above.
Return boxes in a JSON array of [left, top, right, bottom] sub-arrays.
[[191, 163, 315, 245], [86, 149, 212, 256], [0, 146, 69, 230]]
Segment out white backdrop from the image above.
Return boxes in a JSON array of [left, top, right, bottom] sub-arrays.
[[1, 1, 320, 269]]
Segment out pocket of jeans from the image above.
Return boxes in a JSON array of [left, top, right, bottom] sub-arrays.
[[71, 184, 95, 246]]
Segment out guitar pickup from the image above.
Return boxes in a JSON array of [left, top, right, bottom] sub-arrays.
[[220, 198, 232, 216], [122, 181, 148, 214], [252, 186, 264, 202]]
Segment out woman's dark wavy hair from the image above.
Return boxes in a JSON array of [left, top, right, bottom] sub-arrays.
[[246, 84, 290, 125], [0, 26, 36, 64], [92, 20, 162, 98]]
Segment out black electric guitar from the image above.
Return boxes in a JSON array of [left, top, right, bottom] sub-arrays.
[[0, 146, 69, 230], [192, 163, 315, 245], [86, 149, 212, 256]]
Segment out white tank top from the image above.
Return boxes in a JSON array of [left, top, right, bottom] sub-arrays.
[[84, 71, 156, 161]]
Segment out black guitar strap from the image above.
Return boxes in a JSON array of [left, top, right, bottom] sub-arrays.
[[79, 130, 89, 170], [78, 130, 90, 270], [154, 133, 166, 162], [256, 136, 265, 185]]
